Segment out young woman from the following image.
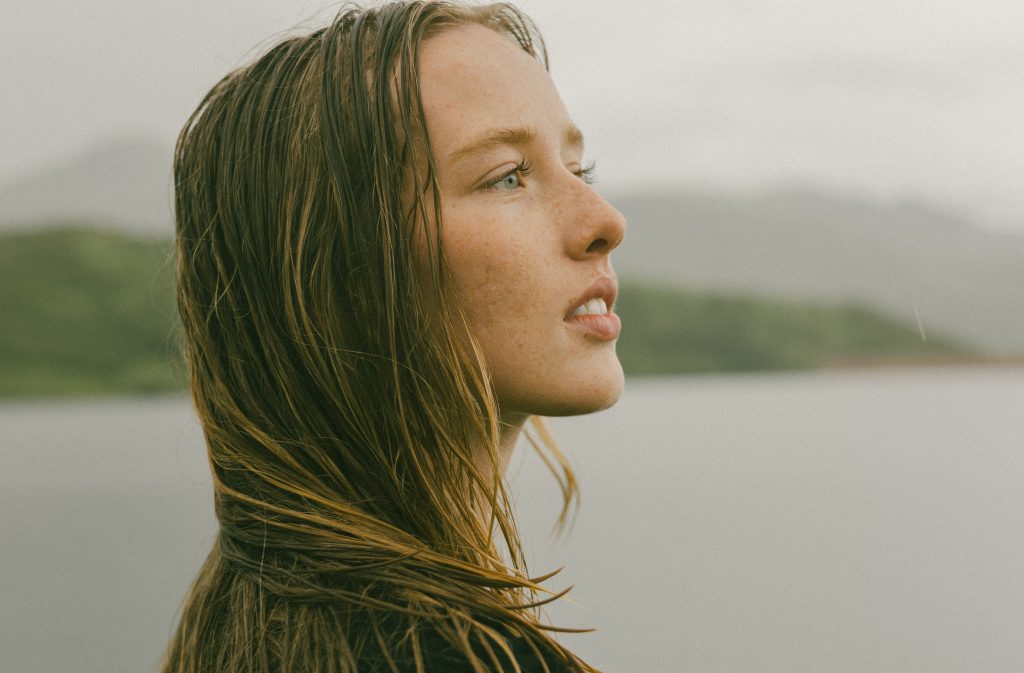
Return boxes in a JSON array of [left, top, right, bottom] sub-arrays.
[[162, 2, 626, 672]]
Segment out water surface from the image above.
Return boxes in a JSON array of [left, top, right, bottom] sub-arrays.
[[3, 366, 1023, 673]]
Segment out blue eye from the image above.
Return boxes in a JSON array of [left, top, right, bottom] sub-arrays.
[[484, 160, 533, 192], [492, 171, 520, 191]]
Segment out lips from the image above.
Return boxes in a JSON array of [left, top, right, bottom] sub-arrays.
[[563, 276, 618, 319], [562, 275, 621, 341]]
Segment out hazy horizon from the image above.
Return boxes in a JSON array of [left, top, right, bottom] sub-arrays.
[[3, 0, 1023, 231]]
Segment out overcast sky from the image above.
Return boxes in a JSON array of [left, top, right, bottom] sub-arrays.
[[3, 0, 1023, 228]]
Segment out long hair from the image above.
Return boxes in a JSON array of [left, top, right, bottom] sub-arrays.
[[162, 2, 597, 672]]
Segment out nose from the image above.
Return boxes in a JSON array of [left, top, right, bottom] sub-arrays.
[[563, 179, 627, 260]]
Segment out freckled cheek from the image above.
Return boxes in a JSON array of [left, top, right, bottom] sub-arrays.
[[453, 252, 512, 324], [442, 203, 551, 329], [450, 245, 542, 342]]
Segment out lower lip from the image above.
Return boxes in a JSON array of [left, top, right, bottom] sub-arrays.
[[563, 312, 622, 340]]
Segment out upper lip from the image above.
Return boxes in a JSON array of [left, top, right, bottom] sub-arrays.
[[564, 275, 618, 318]]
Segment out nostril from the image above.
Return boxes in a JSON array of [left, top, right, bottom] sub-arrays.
[[586, 238, 608, 254]]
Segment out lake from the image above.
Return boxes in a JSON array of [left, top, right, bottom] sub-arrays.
[[2, 366, 1023, 673]]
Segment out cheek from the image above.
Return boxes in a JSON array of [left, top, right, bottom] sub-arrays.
[[444, 227, 544, 349], [449, 240, 523, 325]]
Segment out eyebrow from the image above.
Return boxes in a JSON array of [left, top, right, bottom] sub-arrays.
[[447, 124, 585, 163]]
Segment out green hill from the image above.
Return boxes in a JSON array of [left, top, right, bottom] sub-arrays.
[[615, 282, 967, 375], [0, 225, 184, 396], [0, 226, 970, 398]]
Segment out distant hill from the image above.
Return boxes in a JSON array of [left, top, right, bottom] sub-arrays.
[[0, 135, 174, 237], [615, 282, 967, 375], [0, 227, 184, 396], [1, 135, 1021, 355], [606, 188, 1024, 356], [0, 227, 970, 398]]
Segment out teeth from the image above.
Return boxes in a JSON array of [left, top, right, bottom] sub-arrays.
[[570, 298, 609, 316]]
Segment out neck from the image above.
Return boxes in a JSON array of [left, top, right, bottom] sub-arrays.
[[471, 413, 527, 529], [497, 413, 527, 474]]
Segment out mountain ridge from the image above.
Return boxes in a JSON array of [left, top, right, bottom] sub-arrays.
[[3, 135, 1021, 355], [604, 187, 1024, 355]]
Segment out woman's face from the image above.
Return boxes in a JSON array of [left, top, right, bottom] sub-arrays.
[[417, 24, 627, 425]]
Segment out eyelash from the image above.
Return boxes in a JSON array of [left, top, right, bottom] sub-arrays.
[[485, 159, 534, 190], [578, 160, 598, 185], [483, 159, 598, 190]]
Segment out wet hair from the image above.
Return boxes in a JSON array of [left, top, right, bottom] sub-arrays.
[[161, 2, 599, 672]]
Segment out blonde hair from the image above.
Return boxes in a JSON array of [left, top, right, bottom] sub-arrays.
[[162, 2, 596, 671]]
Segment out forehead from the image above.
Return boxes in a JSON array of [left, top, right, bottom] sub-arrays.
[[416, 23, 571, 152]]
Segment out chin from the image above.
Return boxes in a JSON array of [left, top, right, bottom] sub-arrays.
[[572, 372, 624, 415], [531, 361, 625, 418]]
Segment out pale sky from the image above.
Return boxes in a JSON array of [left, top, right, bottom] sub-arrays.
[[3, 0, 1023, 229]]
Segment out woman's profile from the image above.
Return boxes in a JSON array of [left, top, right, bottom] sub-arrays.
[[162, 2, 626, 672]]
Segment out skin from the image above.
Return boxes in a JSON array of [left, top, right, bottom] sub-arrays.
[[416, 24, 627, 473]]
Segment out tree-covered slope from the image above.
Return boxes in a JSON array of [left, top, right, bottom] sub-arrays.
[[615, 282, 967, 375], [0, 225, 184, 396], [0, 226, 970, 398]]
